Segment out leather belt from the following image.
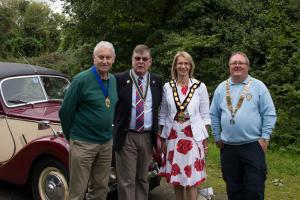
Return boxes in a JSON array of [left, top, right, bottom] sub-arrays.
[[128, 129, 152, 134]]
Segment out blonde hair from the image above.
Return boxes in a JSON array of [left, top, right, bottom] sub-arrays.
[[171, 51, 195, 79]]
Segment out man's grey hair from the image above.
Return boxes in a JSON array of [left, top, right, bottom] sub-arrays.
[[93, 41, 115, 56]]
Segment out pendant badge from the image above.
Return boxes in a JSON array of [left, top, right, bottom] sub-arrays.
[[230, 119, 235, 125], [178, 111, 185, 123], [105, 97, 110, 108]]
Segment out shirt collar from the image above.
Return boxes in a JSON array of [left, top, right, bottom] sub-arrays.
[[131, 69, 149, 81], [229, 75, 251, 85]]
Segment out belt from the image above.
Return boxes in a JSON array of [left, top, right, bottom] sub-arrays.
[[128, 129, 152, 134]]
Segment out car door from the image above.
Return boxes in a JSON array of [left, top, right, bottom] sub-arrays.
[[0, 111, 15, 164]]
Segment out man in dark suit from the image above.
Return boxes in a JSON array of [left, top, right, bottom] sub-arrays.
[[113, 44, 162, 200]]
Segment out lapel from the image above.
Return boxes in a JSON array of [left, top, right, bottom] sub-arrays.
[[123, 71, 132, 107], [150, 73, 158, 107]]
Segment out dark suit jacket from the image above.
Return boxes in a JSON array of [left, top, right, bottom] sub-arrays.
[[113, 70, 162, 152]]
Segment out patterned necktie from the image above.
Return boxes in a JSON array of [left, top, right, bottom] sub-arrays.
[[136, 76, 144, 132]]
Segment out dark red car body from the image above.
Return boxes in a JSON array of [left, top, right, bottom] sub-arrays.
[[0, 62, 70, 199], [0, 62, 160, 200]]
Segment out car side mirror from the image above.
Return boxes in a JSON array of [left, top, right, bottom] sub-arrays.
[[38, 121, 51, 130]]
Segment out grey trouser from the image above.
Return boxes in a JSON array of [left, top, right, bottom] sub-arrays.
[[116, 131, 152, 200], [69, 139, 112, 200]]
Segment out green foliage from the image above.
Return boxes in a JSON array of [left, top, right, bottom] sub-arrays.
[[0, 0, 66, 58], [60, 0, 300, 152], [1, 0, 300, 152]]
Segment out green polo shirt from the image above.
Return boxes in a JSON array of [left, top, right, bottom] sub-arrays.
[[59, 67, 118, 144]]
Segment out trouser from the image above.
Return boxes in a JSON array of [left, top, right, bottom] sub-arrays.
[[221, 141, 267, 200], [115, 130, 152, 200], [68, 139, 112, 200]]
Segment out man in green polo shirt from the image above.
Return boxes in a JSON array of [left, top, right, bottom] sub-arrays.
[[59, 41, 118, 200]]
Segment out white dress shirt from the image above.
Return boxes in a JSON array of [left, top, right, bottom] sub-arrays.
[[129, 70, 153, 130]]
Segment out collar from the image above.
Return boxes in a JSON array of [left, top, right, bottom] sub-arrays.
[[130, 69, 149, 81]]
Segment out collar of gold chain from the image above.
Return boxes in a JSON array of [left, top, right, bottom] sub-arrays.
[[226, 78, 253, 118], [169, 79, 201, 113]]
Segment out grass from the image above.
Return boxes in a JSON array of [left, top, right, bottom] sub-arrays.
[[203, 142, 300, 200]]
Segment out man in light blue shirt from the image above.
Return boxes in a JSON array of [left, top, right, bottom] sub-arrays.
[[210, 51, 276, 200]]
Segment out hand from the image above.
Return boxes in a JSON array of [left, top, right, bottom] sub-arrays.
[[203, 139, 208, 155], [160, 138, 167, 155], [157, 128, 162, 136], [155, 132, 162, 153], [258, 138, 269, 152], [215, 140, 224, 149]]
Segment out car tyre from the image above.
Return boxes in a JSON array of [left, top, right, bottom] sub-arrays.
[[31, 157, 69, 200]]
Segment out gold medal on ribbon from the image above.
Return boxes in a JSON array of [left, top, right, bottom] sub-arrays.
[[177, 111, 185, 123], [105, 97, 110, 108]]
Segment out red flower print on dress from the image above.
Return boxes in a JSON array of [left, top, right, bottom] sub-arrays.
[[193, 178, 206, 186], [168, 128, 178, 140], [184, 165, 192, 177], [176, 139, 193, 155], [182, 125, 193, 137], [159, 172, 171, 182], [171, 163, 181, 176], [165, 173, 171, 182], [167, 150, 174, 164], [194, 158, 205, 171], [181, 85, 188, 95], [172, 181, 181, 186]]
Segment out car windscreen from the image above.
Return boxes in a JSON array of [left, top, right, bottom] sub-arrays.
[[1, 75, 69, 107], [40, 76, 69, 100], [1, 76, 46, 106]]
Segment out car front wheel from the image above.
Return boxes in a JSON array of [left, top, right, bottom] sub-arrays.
[[31, 157, 69, 200]]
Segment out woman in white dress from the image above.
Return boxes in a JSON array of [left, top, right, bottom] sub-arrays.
[[159, 51, 211, 200]]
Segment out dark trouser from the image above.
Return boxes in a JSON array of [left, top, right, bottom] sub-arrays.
[[220, 141, 267, 200]]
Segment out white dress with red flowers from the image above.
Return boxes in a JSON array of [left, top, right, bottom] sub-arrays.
[[159, 85, 206, 187]]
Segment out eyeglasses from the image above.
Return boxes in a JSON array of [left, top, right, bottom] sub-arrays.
[[134, 56, 150, 62], [177, 62, 190, 66], [229, 61, 248, 66]]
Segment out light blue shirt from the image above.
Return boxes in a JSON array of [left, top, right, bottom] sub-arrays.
[[129, 70, 153, 130], [210, 75, 277, 145]]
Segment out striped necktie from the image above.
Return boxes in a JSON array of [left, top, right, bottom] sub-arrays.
[[136, 76, 144, 132]]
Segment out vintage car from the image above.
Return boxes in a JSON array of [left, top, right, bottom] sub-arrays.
[[0, 62, 160, 200]]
